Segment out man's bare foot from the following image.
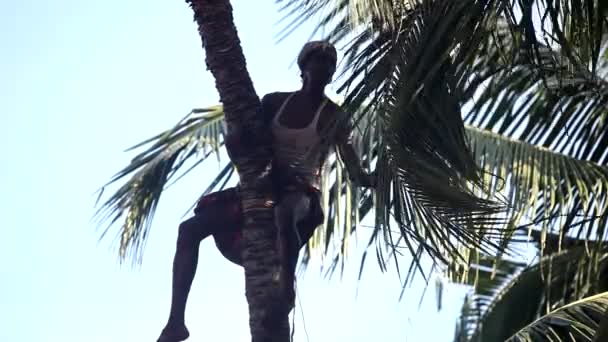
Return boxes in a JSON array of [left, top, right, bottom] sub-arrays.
[[157, 323, 190, 342]]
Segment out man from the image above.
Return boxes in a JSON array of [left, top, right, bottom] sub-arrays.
[[157, 40, 375, 342]]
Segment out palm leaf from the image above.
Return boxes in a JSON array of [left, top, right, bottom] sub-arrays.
[[504, 0, 607, 78], [466, 41, 608, 162], [352, 122, 608, 285], [93, 106, 227, 263], [453, 245, 608, 342], [507, 292, 608, 342], [278, 0, 528, 267], [463, 8, 608, 165], [94, 106, 608, 280], [466, 126, 608, 255], [451, 251, 536, 342], [276, 0, 608, 279], [94, 102, 608, 286]]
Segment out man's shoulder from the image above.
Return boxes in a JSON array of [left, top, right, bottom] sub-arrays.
[[260, 92, 294, 123], [261, 91, 293, 106], [323, 99, 349, 124], [324, 98, 342, 112]]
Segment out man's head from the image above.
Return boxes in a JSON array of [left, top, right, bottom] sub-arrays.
[[298, 41, 337, 87]]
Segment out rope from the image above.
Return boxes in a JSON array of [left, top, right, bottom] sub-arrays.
[[290, 278, 310, 342]]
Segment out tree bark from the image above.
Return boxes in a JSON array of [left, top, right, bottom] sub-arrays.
[[186, 1, 290, 341]]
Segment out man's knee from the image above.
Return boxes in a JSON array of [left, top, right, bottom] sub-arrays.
[[177, 218, 203, 246]]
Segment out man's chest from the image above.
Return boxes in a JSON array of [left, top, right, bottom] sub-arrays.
[[271, 95, 334, 131]]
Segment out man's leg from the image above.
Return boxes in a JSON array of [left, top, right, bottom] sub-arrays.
[[274, 192, 312, 310], [276, 192, 312, 248], [158, 187, 320, 341], [161, 217, 208, 340], [293, 189, 324, 250], [158, 189, 240, 342]]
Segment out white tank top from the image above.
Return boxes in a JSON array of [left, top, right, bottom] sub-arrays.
[[271, 92, 328, 188]]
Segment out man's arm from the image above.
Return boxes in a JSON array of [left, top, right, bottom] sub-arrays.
[[334, 111, 376, 188], [260, 93, 278, 126]]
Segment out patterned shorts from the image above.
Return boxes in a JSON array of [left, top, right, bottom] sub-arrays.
[[193, 184, 324, 256]]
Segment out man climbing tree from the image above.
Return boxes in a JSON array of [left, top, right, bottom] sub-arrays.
[[157, 40, 376, 342], [95, 1, 508, 341], [185, 1, 287, 341]]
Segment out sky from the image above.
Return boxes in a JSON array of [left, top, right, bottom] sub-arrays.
[[1, 1, 471, 341]]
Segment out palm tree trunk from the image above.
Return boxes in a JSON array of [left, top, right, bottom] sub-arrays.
[[185, 1, 290, 341]]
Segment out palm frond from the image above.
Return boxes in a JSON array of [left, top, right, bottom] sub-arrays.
[[355, 119, 608, 286], [505, 0, 608, 77], [466, 125, 608, 254], [467, 45, 608, 160], [94, 100, 608, 286], [452, 245, 608, 342], [464, 9, 608, 165], [275, 0, 608, 262], [307, 116, 608, 283], [453, 295, 478, 342], [94, 103, 375, 266], [507, 292, 608, 342], [93, 106, 227, 263], [451, 252, 535, 342], [278, 0, 522, 269], [451, 251, 556, 342]]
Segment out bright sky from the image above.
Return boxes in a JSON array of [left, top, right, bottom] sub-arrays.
[[1, 1, 469, 341]]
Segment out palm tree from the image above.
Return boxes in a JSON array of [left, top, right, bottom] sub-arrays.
[[175, 0, 289, 340], [95, 0, 608, 340]]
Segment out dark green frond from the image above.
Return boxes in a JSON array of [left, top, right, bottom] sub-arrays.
[[450, 253, 522, 341], [466, 125, 608, 256], [465, 12, 608, 165], [279, 0, 508, 184], [95, 104, 608, 280], [454, 294, 479, 342], [453, 246, 608, 342], [279, 0, 515, 269], [451, 251, 551, 342], [507, 292, 608, 342]]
